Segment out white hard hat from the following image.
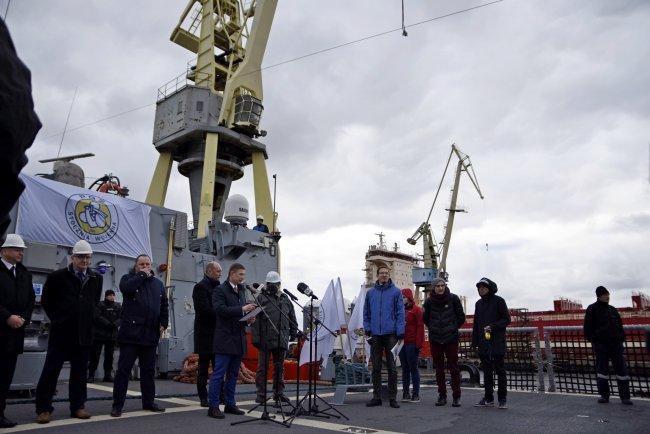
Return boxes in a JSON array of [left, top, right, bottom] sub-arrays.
[[1, 234, 27, 249], [257, 215, 264, 220], [72, 240, 93, 255], [265, 271, 281, 283]]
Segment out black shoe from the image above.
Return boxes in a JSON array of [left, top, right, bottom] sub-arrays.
[[224, 405, 245, 415], [366, 398, 382, 407], [389, 399, 400, 408], [0, 416, 17, 428], [402, 391, 411, 401], [143, 404, 165, 413], [208, 406, 225, 419], [200, 399, 209, 408], [474, 397, 494, 407], [498, 400, 508, 409], [110, 407, 122, 417], [621, 399, 633, 406], [598, 397, 609, 404], [435, 396, 447, 406], [275, 394, 291, 404], [87, 375, 95, 383], [103, 375, 114, 382], [411, 394, 421, 403], [255, 396, 264, 404], [452, 398, 461, 407]]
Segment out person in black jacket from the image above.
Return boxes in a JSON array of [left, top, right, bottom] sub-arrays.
[[88, 289, 121, 383], [0, 234, 34, 428], [35, 240, 102, 424], [207, 263, 257, 419], [192, 261, 222, 407], [471, 277, 510, 409], [0, 18, 42, 235], [251, 271, 298, 404], [110, 254, 169, 417], [584, 286, 632, 405], [423, 278, 465, 407]]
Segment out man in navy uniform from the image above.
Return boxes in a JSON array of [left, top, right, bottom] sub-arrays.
[[88, 289, 121, 383], [207, 263, 257, 419], [35, 240, 102, 424], [0, 234, 34, 428], [111, 254, 168, 417]]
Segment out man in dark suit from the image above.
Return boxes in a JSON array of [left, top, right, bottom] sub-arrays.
[[88, 289, 121, 383], [35, 240, 103, 424], [192, 261, 222, 407], [207, 263, 257, 419], [111, 254, 169, 417], [0, 234, 34, 428]]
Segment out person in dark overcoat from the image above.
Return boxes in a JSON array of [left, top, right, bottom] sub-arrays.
[[35, 240, 102, 424], [206, 263, 257, 419], [192, 261, 222, 407], [0, 234, 34, 428], [110, 254, 168, 417]]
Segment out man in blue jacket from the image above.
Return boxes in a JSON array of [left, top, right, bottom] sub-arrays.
[[110, 254, 168, 417], [364, 266, 405, 408]]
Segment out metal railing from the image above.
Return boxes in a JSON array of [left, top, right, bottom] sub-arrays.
[[458, 328, 544, 392], [544, 325, 650, 398]]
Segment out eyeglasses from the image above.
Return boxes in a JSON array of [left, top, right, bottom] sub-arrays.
[[75, 255, 92, 260]]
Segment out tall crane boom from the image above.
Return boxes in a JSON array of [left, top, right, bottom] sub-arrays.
[[409, 144, 483, 292]]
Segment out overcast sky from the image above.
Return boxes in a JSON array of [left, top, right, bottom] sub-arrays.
[[5, 0, 650, 312]]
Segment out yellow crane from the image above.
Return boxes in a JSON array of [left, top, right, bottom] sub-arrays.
[[408, 144, 484, 303]]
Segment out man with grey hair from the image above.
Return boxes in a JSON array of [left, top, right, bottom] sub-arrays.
[[193, 261, 222, 407]]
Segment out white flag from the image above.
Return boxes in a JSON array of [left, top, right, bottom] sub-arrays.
[[16, 174, 152, 258], [334, 277, 354, 359], [348, 284, 371, 364], [299, 280, 342, 367]]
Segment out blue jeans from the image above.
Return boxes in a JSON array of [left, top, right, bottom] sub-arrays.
[[209, 354, 242, 407], [398, 343, 420, 396]]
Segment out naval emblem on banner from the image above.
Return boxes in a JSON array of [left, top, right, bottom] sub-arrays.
[[65, 193, 119, 243]]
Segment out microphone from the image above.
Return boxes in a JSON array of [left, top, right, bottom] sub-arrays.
[[297, 282, 318, 299], [245, 284, 260, 294], [282, 288, 299, 301]]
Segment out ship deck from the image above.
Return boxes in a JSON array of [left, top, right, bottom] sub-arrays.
[[4, 380, 649, 433]]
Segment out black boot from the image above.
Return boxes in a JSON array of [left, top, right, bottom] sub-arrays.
[[435, 395, 447, 406]]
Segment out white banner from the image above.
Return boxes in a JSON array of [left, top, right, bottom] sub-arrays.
[[348, 284, 371, 365], [16, 174, 152, 258]]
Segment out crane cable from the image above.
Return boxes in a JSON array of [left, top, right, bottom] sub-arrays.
[[425, 147, 454, 224], [401, 0, 408, 37]]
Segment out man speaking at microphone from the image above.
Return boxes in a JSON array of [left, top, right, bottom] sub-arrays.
[[252, 271, 297, 404], [207, 263, 257, 419]]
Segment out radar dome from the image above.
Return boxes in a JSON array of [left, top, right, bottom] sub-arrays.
[[224, 194, 249, 225]]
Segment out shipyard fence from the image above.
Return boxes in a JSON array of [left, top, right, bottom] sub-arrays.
[[545, 325, 650, 398], [458, 327, 544, 392]]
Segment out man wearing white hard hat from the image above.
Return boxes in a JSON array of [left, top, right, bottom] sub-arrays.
[[251, 271, 297, 404], [0, 234, 34, 428], [34, 240, 103, 424], [252, 215, 269, 233]]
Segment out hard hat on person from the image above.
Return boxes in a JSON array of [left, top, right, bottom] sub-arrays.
[[257, 215, 264, 221], [72, 240, 93, 255], [265, 271, 281, 283], [1, 234, 27, 249]]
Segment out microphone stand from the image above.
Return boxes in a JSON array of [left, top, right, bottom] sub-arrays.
[[286, 294, 348, 421], [231, 289, 289, 428]]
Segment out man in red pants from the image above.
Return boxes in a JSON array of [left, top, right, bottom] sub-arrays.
[[423, 278, 466, 407]]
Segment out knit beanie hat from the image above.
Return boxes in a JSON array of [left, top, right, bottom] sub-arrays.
[[105, 289, 116, 297], [595, 286, 609, 297]]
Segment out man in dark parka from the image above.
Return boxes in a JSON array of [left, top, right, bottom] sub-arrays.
[[471, 277, 510, 409], [110, 254, 168, 417]]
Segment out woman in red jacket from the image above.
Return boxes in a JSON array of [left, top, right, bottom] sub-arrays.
[[399, 288, 424, 402]]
